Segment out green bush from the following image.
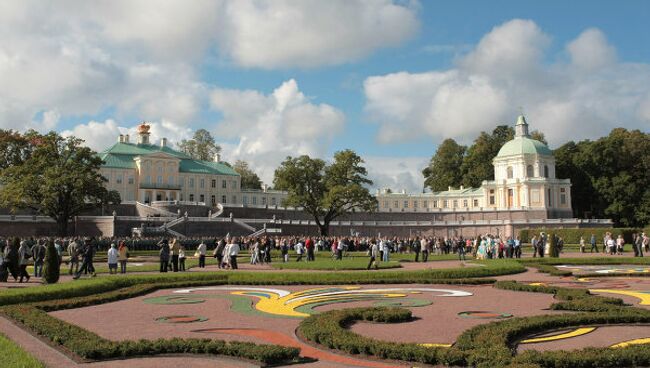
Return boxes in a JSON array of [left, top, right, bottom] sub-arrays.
[[42, 241, 60, 284], [519, 227, 639, 244]]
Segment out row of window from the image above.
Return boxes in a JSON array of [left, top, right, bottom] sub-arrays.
[[506, 164, 550, 179], [141, 161, 176, 174], [106, 174, 239, 190], [383, 198, 480, 209]]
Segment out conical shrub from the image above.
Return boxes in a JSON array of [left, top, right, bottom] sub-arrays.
[[43, 240, 60, 284]]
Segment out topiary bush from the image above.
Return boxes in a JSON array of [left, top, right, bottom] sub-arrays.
[[42, 240, 60, 284]]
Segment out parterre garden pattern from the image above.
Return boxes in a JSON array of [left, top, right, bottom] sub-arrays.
[[2, 260, 650, 367]]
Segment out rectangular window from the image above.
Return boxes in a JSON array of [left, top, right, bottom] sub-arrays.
[[403, 200, 409, 208], [473, 199, 479, 207], [413, 201, 418, 208], [222, 195, 227, 204], [463, 199, 468, 207], [200, 194, 205, 203], [232, 180, 237, 189], [232, 195, 237, 204], [189, 178, 194, 188], [168, 176, 174, 185], [271, 197, 276, 206], [243, 196, 248, 205], [200, 179, 205, 189], [211, 179, 216, 188], [145, 176, 151, 184], [443, 200, 448, 208], [222, 180, 227, 189], [433, 200, 437, 208], [189, 194, 194, 202], [560, 188, 566, 205], [115, 174, 122, 184], [262, 197, 267, 206], [383, 201, 388, 208], [423, 201, 428, 208], [211, 195, 216, 206], [157, 176, 163, 184], [253, 197, 257, 205], [453, 200, 458, 208], [128, 176, 134, 185]]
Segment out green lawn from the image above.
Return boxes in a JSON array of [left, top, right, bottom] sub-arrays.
[[0, 333, 44, 368], [270, 257, 401, 270]]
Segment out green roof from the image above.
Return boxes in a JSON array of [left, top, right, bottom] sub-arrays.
[[99, 142, 239, 176], [496, 136, 552, 158]]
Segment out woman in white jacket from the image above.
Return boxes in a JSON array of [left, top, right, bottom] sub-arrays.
[[107, 243, 119, 274]]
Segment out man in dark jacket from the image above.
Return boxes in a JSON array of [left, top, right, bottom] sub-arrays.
[[158, 238, 170, 272], [73, 239, 96, 279], [31, 240, 47, 277]]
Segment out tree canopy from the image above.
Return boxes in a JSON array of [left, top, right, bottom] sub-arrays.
[[273, 149, 377, 235], [0, 131, 119, 236], [233, 160, 263, 190], [555, 128, 650, 227], [178, 129, 221, 161], [422, 139, 466, 192]]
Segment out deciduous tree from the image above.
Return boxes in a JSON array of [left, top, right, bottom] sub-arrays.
[[0, 132, 118, 236], [274, 149, 376, 235], [422, 138, 466, 192], [178, 129, 221, 161], [233, 160, 262, 190]]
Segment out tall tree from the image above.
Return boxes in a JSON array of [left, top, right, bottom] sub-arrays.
[[555, 128, 650, 226], [460, 125, 514, 187], [274, 149, 376, 235], [422, 138, 466, 192], [233, 160, 262, 190], [530, 130, 547, 145], [0, 132, 119, 236], [178, 129, 221, 161]]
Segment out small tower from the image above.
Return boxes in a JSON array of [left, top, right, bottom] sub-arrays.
[[137, 122, 151, 145], [515, 115, 530, 138]]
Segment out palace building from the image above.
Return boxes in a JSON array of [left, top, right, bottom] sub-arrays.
[[376, 115, 573, 217], [98, 123, 287, 207]]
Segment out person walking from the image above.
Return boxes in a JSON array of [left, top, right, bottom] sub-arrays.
[[281, 239, 289, 262], [305, 237, 315, 262], [3, 239, 19, 282], [381, 238, 390, 262], [420, 237, 429, 263], [158, 238, 170, 272], [367, 239, 380, 270], [31, 240, 46, 278], [412, 237, 420, 262], [178, 244, 186, 271], [212, 239, 223, 268], [250, 239, 259, 265], [107, 243, 119, 274], [118, 240, 129, 274], [228, 237, 240, 270], [18, 240, 32, 283], [169, 238, 180, 272], [590, 234, 598, 253], [632, 233, 643, 257], [457, 238, 466, 261], [295, 240, 304, 262], [196, 240, 207, 268], [73, 239, 96, 279], [67, 238, 80, 275]]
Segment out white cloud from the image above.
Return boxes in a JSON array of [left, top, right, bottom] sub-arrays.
[[210, 79, 345, 184], [364, 19, 650, 146], [0, 1, 417, 132], [364, 156, 428, 194], [61, 119, 192, 152], [216, 0, 419, 68]]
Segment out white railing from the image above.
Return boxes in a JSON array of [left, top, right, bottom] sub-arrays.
[[233, 218, 256, 232], [136, 201, 176, 217], [163, 216, 186, 229], [210, 203, 224, 218]]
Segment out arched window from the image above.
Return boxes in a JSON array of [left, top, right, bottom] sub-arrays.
[[526, 165, 534, 178], [506, 166, 514, 179], [544, 165, 549, 178]]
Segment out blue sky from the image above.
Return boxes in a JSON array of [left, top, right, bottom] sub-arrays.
[[1, 1, 649, 191]]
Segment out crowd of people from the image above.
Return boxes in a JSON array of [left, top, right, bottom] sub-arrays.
[[1, 231, 647, 282]]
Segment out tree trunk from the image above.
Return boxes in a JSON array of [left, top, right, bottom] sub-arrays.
[[56, 217, 68, 237], [318, 220, 330, 236]]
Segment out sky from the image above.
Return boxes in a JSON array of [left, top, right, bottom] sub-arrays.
[[1, 0, 649, 193]]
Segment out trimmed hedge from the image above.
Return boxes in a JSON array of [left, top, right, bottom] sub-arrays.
[[298, 281, 650, 368], [518, 227, 639, 244], [2, 305, 298, 364], [298, 307, 463, 366]]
